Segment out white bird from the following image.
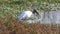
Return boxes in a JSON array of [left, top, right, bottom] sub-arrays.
[[18, 9, 39, 20]]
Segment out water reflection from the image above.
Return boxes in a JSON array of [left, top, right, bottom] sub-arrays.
[[25, 10, 60, 24]]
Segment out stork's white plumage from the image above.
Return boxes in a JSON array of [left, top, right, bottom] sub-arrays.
[[18, 11, 32, 20], [18, 9, 39, 20]]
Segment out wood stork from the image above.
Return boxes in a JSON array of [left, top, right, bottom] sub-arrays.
[[18, 9, 39, 20]]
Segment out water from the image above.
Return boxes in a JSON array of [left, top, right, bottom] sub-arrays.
[[41, 10, 60, 24], [19, 10, 60, 24]]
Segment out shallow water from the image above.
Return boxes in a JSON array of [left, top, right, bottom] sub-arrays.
[[24, 10, 60, 24]]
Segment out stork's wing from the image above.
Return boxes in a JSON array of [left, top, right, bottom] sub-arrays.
[[18, 12, 27, 20]]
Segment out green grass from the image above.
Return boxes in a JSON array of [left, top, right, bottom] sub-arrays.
[[0, 0, 60, 19]]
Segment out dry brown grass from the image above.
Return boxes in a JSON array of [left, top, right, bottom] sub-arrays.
[[0, 16, 60, 34]]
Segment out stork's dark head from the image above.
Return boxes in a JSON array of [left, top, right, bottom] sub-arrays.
[[32, 9, 39, 15]]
